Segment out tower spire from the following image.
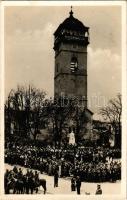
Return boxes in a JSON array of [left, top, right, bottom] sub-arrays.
[[69, 6, 73, 17]]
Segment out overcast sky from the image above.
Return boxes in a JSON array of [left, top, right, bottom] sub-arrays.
[[4, 6, 121, 118]]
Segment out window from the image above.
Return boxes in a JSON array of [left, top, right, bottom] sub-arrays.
[[70, 57, 78, 72], [85, 31, 88, 37]]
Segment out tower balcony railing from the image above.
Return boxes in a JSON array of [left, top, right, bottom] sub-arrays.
[[54, 35, 89, 50]]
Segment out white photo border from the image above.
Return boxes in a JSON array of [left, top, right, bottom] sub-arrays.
[[0, 1, 127, 200]]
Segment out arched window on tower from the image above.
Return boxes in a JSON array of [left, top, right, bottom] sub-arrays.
[[70, 56, 78, 73], [85, 30, 90, 43]]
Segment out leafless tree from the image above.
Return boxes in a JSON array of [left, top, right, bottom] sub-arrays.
[[5, 85, 47, 140], [100, 94, 122, 147]]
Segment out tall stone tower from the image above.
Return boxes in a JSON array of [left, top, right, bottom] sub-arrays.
[[54, 8, 90, 107]]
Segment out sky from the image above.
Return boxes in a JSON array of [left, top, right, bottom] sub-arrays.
[[4, 5, 121, 118]]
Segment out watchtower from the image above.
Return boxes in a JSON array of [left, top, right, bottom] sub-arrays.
[[54, 7, 90, 107]]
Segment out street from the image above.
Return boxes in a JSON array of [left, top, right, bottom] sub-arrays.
[[5, 163, 121, 195]]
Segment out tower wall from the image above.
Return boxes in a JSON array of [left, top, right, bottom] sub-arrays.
[[54, 42, 88, 107]]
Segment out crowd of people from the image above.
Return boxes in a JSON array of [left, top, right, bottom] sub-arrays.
[[5, 139, 121, 183]]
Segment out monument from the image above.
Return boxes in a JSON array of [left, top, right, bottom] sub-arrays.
[[69, 131, 75, 145]]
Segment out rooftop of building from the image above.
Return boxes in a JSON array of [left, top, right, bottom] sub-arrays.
[[54, 7, 89, 36]]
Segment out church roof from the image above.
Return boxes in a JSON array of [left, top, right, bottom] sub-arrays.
[[54, 9, 89, 36]]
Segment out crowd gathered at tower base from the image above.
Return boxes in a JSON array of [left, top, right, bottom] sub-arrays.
[[5, 137, 121, 186]]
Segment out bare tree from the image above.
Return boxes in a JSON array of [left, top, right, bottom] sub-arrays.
[[44, 98, 73, 146], [100, 94, 122, 147], [5, 85, 47, 140]]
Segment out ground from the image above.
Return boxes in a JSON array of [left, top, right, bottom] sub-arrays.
[[5, 163, 121, 195]]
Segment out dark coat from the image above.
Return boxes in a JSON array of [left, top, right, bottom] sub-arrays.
[[76, 177, 81, 188]]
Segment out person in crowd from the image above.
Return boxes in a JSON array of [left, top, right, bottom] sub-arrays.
[[13, 166, 18, 174], [76, 176, 81, 195], [4, 169, 10, 194], [71, 176, 76, 191], [17, 168, 23, 180], [28, 176, 35, 194], [54, 169, 59, 187]]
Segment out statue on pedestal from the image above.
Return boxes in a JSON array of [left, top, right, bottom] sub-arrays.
[[69, 131, 75, 145]]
